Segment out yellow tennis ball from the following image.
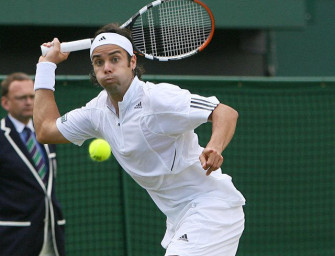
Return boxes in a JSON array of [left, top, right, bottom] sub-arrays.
[[89, 139, 111, 162]]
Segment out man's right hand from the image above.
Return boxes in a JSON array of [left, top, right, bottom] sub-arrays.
[[39, 38, 70, 64]]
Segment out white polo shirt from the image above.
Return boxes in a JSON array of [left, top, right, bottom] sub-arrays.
[[56, 76, 245, 224]]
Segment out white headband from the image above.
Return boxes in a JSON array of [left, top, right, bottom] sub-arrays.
[[90, 33, 134, 59]]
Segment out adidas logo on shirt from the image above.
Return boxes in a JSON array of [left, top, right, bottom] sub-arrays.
[[134, 102, 142, 109], [178, 234, 188, 242]]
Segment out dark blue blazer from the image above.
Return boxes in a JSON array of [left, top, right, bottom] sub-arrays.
[[0, 116, 65, 256]]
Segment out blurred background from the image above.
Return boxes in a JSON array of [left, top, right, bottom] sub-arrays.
[[0, 0, 334, 255], [0, 0, 334, 76]]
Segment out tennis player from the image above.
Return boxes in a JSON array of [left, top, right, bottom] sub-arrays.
[[33, 24, 246, 256]]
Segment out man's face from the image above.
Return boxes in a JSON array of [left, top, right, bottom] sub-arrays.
[[1, 80, 34, 124], [91, 44, 136, 97]]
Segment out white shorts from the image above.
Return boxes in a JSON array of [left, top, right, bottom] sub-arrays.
[[163, 198, 245, 256]]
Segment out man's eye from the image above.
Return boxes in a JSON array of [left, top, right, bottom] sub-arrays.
[[94, 60, 103, 66], [112, 57, 119, 63]]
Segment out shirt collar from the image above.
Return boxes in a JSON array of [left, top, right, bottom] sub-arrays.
[[8, 114, 34, 133], [119, 76, 141, 110], [106, 76, 142, 113]]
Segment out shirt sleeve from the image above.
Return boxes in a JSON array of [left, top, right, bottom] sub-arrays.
[[56, 106, 101, 146], [143, 83, 219, 135]]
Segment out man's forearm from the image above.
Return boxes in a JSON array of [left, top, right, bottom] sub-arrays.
[[33, 39, 71, 144], [200, 103, 238, 175], [33, 62, 69, 144], [33, 90, 61, 142], [207, 103, 238, 154]]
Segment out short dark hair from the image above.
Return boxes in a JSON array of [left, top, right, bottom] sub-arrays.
[[89, 23, 145, 86], [1, 72, 32, 97]]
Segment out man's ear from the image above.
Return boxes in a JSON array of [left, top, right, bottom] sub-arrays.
[[1, 96, 10, 112], [131, 54, 137, 70]]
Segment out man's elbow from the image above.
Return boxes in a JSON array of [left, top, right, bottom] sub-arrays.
[[34, 122, 55, 144], [225, 108, 238, 127], [222, 104, 239, 122], [35, 129, 50, 144], [231, 108, 239, 121], [209, 104, 239, 122]]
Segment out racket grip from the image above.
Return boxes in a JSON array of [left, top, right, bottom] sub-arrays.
[[41, 39, 93, 56]]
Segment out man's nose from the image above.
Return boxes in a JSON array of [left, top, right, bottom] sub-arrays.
[[104, 62, 113, 72]]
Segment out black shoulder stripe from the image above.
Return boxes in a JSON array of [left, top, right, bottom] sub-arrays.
[[191, 100, 216, 107], [191, 97, 217, 106], [190, 105, 215, 111]]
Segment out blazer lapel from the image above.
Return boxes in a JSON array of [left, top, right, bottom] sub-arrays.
[[2, 117, 46, 190], [4, 117, 36, 168]]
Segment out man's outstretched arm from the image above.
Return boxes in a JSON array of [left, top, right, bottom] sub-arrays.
[[33, 38, 70, 144], [199, 103, 238, 176]]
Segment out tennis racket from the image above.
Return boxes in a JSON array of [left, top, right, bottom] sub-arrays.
[[41, 0, 215, 61]]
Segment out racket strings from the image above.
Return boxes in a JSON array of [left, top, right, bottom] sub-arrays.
[[159, 0, 211, 56], [147, 10, 158, 56], [161, 0, 205, 56], [131, 0, 213, 58]]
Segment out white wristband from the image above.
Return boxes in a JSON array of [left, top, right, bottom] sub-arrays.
[[34, 62, 57, 91]]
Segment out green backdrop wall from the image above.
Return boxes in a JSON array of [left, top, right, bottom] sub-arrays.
[[1, 75, 334, 255], [275, 0, 335, 76], [0, 0, 305, 28], [1, 1, 334, 77]]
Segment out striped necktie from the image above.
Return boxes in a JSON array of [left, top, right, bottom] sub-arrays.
[[23, 127, 48, 184]]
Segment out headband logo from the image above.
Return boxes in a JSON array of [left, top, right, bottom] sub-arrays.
[[90, 33, 134, 59], [99, 36, 106, 41]]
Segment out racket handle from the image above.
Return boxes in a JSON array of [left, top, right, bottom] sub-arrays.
[[40, 39, 92, 56]]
